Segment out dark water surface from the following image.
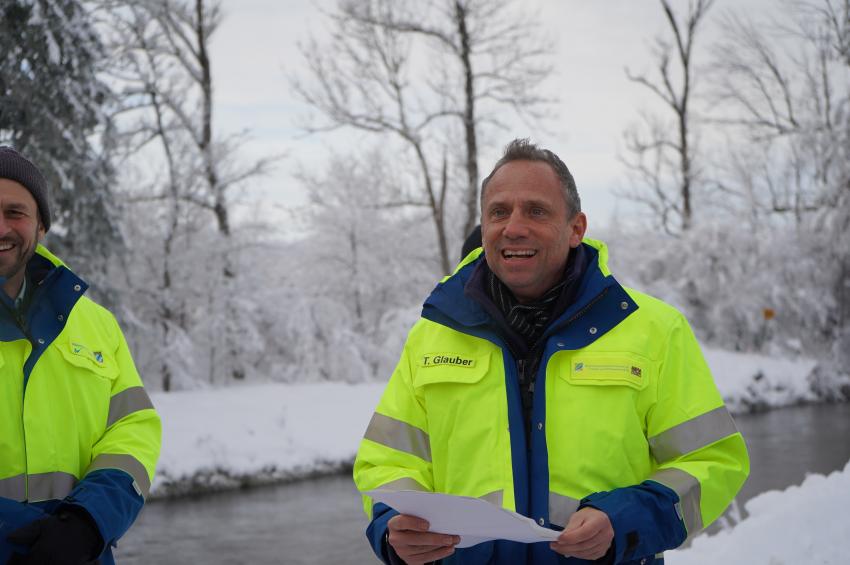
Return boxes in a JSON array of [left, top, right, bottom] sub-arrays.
[[115, 403, 850, 564]]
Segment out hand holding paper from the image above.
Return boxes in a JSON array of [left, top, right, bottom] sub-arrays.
[[387, 514, 460, 564], [367, 489, 561, 549]]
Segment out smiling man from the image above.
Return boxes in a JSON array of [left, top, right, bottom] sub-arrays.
[[354, 139, 749, 564], [0, 147, 161, 565]]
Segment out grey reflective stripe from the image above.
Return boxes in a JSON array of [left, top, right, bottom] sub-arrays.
[[649, 406, 739, 464], [479, 490, 502, 507], [87, 453, 151, 499], [650, 468, 703, 536], [548, 491, 581, 528], [107, 386, 155, 428], [372, 477, 428, 492], [26, 472, 77, 502], [0, 474, 26, 501], [369, 482, 501, 516], [368, 477, 427, 518], [363, 412, 431, 462]]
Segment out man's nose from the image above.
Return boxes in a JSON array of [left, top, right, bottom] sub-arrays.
[[0, 215, 9, 236], [502, 210, 529, 239]]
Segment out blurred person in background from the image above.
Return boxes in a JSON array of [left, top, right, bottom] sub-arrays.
[[354, 138, 749, 564], [0, 147, 161, 565]]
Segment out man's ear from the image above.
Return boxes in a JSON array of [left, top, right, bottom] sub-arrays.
[[569, 212, 587, 248], [37, 221, 46, 242]]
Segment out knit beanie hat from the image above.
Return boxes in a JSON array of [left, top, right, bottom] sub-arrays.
[[0, 146, 51, 231]]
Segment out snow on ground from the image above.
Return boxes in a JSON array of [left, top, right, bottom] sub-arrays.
[[149, 347, 834, 498], [149, 382, 384, 498], [668, 459, 850, 564], [703, 346, 822, 413]]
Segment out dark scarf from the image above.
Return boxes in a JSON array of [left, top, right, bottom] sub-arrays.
[[484, 244, 587, 352], [486, 271, 566, 349], [467, 245, 588, 442]]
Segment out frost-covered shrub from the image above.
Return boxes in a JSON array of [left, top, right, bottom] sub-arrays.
[[603, 214, 847, 362]]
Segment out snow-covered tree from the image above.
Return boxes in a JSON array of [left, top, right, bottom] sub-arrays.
[[292, 0, 556, 274], [612, 0, 849, 388], [619, 0, 715, 235], [101, 0, 275, 389], [272, 149, 438, 382], [0, 0, 120, 294]]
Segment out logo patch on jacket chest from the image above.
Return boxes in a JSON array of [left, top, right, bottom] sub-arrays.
[[420, 354, 476, 368], [70, 342, 106, 366], [566, 353, 650, 390], [574, 362, 640, 376]]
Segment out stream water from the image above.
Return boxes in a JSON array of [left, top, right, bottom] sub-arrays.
[[115, 402, 850, 564]]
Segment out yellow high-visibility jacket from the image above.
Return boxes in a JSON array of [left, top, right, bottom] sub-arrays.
[[354, 239, 749, 564], [0, 245, 161, 565]]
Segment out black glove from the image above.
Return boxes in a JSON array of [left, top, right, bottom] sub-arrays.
[[6, 506, 103, 565]]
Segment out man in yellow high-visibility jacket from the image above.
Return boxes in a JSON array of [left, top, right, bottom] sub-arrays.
[[0, 147, 161, 565], [354, 139, 749, 564]]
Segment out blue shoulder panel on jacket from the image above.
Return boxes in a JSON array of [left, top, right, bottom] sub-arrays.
[[61, 468, 144, 560], [422, 258, 490, 328], [580, 480, 686, 563], [21, 254, 87, 385]]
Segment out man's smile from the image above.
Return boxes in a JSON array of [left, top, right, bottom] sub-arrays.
[[501, 248, 537, 260]]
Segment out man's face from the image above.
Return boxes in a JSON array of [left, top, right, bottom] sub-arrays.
[[481, 160, 587, 303], [0, 179, 44, 298]]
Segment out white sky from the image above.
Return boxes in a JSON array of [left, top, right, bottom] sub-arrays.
[[210, 0, 775, 233]]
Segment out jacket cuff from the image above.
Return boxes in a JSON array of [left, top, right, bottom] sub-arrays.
[[580, 480, 686, 563], [366, 502, 400, 564], [61, 468, 145, 558]]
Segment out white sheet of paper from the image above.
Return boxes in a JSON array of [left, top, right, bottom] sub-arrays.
[[365, 489, 561, 548]]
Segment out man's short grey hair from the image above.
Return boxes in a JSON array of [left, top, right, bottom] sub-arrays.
[[480, 138, 581, 216]]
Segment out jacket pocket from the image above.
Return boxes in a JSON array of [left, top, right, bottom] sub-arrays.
[[58, 339, 118, 382], [412, 353, 504, 495], [561, 351, 651, 391]]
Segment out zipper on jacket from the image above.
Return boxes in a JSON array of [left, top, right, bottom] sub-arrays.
[[563, 287, 610, 328], [516, 358, 537, 449], [517, 287, 613, 454]]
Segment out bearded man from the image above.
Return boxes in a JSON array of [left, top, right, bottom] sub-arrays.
[[0, 146, 161, 565]]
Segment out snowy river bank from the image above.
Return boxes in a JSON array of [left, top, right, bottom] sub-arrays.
[[147, 347, 846, 499]]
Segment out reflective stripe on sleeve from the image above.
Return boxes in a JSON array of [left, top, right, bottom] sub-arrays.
[[107, 386, 155, 428], [372, 476, 428, 492], [0, 474, 26, 501], [650, 467, 703, 536], [86, 453, 151, 499], [363, 412, 431, 462], [26, 472, 77, 502], [548, 491, 581, 528], [649, 406, 739, 464], [1, 472, 80, 502], [367, 477, 427, 518]]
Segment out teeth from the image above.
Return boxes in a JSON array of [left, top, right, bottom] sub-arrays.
[[0, 243, 12, 251], [503, 249, 535, 258]]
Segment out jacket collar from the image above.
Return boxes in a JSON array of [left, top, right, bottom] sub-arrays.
[[421, 239, 638, 347], [1, 245, 88, 339]]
